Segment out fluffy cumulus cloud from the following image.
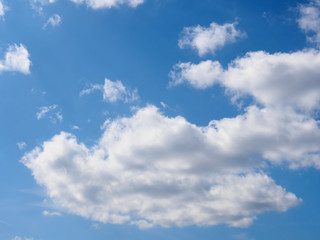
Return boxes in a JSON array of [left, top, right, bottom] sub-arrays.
[[178, 22, 245, 56], [43, 14, 61, 29], [22, 46, 320, 228], [22, 104, 306, 228], [0, 44, 31, 75], [80, 78, 139, 103], [170, 50, 320, 111], [169, 60, 223, 89], [298, 0, 320, 45]]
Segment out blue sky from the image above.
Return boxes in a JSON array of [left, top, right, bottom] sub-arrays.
[[1, 0, 320, 239]]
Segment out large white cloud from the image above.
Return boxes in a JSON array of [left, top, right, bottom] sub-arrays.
[[178, 22, 245, 56], [298, 0, 320, 45], [170, 50, 320, 111], [22, 105, 307, 228], [0, 44, 31, 75]]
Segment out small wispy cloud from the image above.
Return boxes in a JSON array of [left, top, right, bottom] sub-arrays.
[[36, 105, 62, 123], [12, 236, 34, 240], [80, 78, 139, 103], [71, 125, 80, 130], [0, 0, 6, 17], [42, 210, 61, 216], [43, 14, 61, 29], [17, 142, 27, 150]]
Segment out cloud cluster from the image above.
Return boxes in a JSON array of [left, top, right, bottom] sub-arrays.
[[0, 44, 31, 75], [298, 0, 320, 45], [178, 22, 245, 56], [80, 78, 139, 103]]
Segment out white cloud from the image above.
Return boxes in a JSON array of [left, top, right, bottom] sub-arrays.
[[42, 210, 61, 216], [169, 60, 223, 89], [12, 237, 34, 240], [298, 0, 320, 45], [0, 0, 6, 17], [36, 105, 63, 123], [43, 14, 61, 29], [80, 84, 102, 96], [32, 0, 144, 10], [17, 142, 27, 150], [0, 44, 31, 75], [81, 78, 139, 103], [69, 0, 144, 9], [22, 105, 306, 229], [178, 22, 245, 56], [170, 50, 320, 112]]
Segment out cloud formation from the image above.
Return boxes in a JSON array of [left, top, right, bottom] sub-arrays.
[[43, 14, 61, 29], [178, 22, 245, 56], [170, 50, 320, 111], [80, 78, 139, 103], [0, 0, 5, 17], [32, 0, 144, 10], [17, 142, 27, 150], [0, 44, 31, 75], [298, 0, 320, 45], [22, 104, 304, 228], [12, 237, 34, 240], [70, 0, 144, 9], [42, 210, 61, 216], [36, 105, 63, 123]]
